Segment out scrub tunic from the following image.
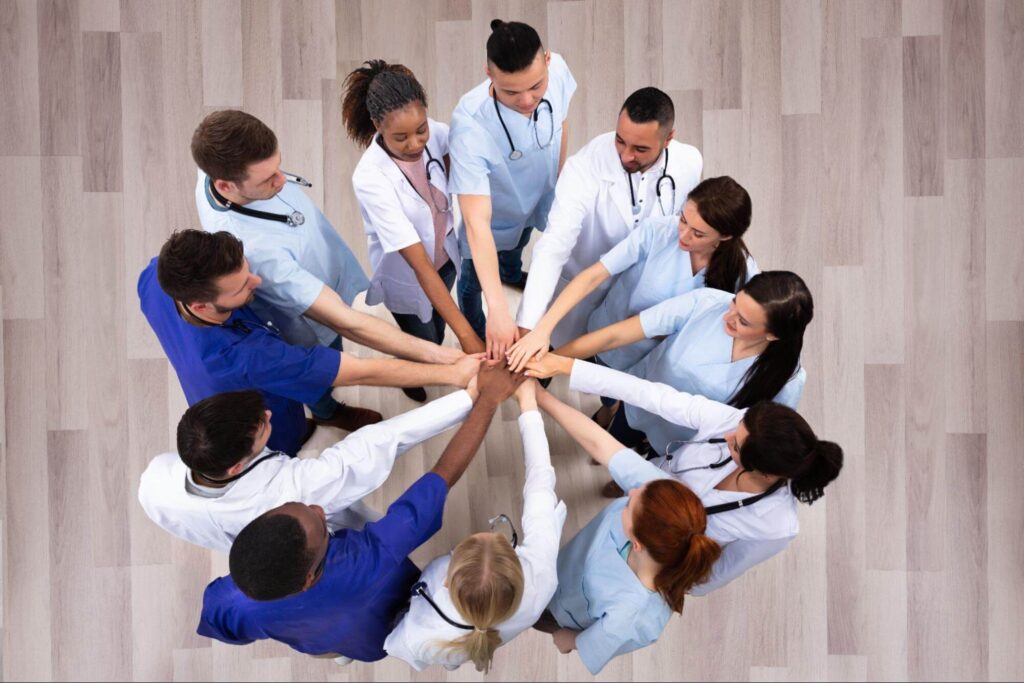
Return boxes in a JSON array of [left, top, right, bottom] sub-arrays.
[[626, 288, 806, 456], [138, 257, 339, 455], [197, 472, 449, 661], [448, 53, 577, 257], [588, 215, 760, 371], [196, 171, 370, 348], [547, 452, 673, 675]]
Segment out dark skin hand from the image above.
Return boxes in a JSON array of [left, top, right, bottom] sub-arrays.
[[430, 362, 526, 487]]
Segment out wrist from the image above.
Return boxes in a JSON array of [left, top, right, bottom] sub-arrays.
[[518, 398, 539, 412], [557, 356, 574, 376]]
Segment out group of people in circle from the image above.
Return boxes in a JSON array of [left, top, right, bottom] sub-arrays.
[[135, 18, 844, 676]]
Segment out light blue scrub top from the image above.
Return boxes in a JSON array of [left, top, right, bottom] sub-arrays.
[[448, 53, 577, 258], [547, 449, 674, 675], [588, 215, 760, 370], [627, 289, 806, 456], [196, 172, 370, 348]]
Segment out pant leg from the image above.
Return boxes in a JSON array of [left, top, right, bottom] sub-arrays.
[[497, 226, 535, 284], [457, 258, 487, 341], [308, 335, 345, 419], [392, 308, 444, 345], [432, 260, 458, 342], [607, 404, 649, 453]]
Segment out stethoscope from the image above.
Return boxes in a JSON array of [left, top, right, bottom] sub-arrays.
[[179, 302, 282, 338], [192, 450, 285, 485], [492, 93, 554, 160], [409, 514, 519, 631], [659, 437, 786, 515], [625, 147, 676, 216], [376, 136, 451, 215], [208, 171, 312, 227]]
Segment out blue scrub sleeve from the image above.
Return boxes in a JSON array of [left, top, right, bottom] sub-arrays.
[[245, 248, 327, 318], [574, 607, 652, 675], [608, 449, 673, 492], [237, 337, 340, 405], [448, 118, 493, 197], [363, 472, 449, 563], [196, 579, 256, 646], [638, 289, 702, 338], [599, 221, 655, 276]]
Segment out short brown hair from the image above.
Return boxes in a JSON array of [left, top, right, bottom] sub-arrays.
[[157, 229, 245, 304], [191, 110, 278, 183]]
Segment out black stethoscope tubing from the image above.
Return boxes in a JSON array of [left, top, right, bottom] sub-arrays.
[[492, 94, 554, 160], [193, 450, 285, 485], [626, 147, 675, 215], [208, 173, 310, 227], [410, 582, 474, 631], [376, 136, 451, 214]]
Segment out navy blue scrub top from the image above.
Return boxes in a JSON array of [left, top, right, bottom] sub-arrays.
[[197, 472, 449, 661], [137, 257, 340, 455]]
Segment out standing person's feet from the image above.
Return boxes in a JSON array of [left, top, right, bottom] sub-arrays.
[[402, 386, 428, 403], [601, 480, 625, 498], [501, 270, 529, 291], [313, 404, 383, 432], [591, 401, 620, 429]]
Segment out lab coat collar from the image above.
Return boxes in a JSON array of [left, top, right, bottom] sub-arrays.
[[364, 122, 448, 198], [593, 132, 671, 230]]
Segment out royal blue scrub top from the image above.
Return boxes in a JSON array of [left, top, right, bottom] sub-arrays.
[[137, 257, 340, 455], [197, 472, 449, 661]]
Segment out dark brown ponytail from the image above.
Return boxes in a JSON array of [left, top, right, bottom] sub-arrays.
[[341, 60, 427, 148], [688, 176, 753, 293]]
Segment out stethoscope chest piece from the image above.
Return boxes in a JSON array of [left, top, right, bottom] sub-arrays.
[[286, 211, 305, 227], [509, 149, 524, 160]]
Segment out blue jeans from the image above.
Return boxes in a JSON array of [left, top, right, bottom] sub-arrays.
[[391, 260, 457, 346], [457, 227, 534, 340], [309, 335, 344, 420]]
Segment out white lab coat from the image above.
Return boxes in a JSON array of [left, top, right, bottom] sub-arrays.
[[353, 119, 461, 323], [569, 360, 799, 595], [517, 131, 703, 347], [384, 411, 566, 670], [138, 391, 473, 554]]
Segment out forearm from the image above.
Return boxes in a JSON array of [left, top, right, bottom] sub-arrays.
[[414, 263, 479, 344], [554, 315, 645, 359], [430, 398, 500, 486], [536, 387, 623, 467], [336, 356, 459, 388], [536, 263, 610, 335], [462, 208, 509, 315]]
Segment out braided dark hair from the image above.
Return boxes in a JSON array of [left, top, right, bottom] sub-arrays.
[[341, 60, 428, 148]]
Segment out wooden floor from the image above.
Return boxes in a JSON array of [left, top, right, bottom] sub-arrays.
[[1, 0, 1022, 680]]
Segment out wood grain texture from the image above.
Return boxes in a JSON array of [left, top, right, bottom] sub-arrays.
[[2, 2, 1022, 680]]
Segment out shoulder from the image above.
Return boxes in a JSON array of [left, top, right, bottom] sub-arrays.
[[666, 140, 703, 171], [548, 52, 573, 81], [693, 287, 734, 310]]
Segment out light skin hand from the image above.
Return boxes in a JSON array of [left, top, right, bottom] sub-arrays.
[[507, 326, 552, 373], [486, 306, 519, 362], [452, 354, 485, 388], [524, 353, 574, 380], [552, 628, 578, 654]]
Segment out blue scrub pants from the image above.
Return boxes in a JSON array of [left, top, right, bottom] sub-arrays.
[[457, 227, 533, 341], [309, 335, 344, 420], [391, 260, 457, 345]]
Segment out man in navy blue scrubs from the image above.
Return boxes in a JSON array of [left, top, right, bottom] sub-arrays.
[[138, 229, 479, 455], [196, 363, 525, 661]]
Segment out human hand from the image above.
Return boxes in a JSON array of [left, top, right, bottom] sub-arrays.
[[476, 360, 527, 405], [466, 373, 479, 401], [506, 327, 551, 373], [514, 378, 538, 411], [552, 628, 578, 654], [433, 344, 466, 365], [524, 353, 573, 380], [485, 308, 519, 361], [452, 354, 484, 388]]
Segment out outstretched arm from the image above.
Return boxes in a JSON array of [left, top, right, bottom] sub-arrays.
[[550, 315, 646, 363], [398, 242, 484, 354], [535, 387, 625, 468], [335, 353, 480, 389]]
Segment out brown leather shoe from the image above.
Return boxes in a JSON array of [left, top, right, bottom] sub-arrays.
[[313, 404, 383, 432], [601, 480, 625, 498]]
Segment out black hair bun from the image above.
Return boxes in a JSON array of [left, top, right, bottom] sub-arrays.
[[490, 18, 504, 31]]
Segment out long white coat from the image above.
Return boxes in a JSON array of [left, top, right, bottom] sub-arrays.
[[517, 131, 703, 347], [138, 391, 473, 554]]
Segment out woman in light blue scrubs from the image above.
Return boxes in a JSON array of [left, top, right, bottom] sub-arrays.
[[528, 272, 814, 475], [508, 176, 757, 378], [530, 387, 720, 675]]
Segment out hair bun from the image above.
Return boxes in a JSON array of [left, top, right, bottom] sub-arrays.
[[490, 19, 504, 31]]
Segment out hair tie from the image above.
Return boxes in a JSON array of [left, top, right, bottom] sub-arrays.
[[474, 626, 488, 634]]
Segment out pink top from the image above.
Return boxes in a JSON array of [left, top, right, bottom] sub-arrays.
[[392, 156, 450, 269]]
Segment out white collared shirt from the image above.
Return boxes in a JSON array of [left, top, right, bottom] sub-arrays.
[[569, 360, 798, 595], [517, 131, 703, 346], [353, 119, 461, 323], [138, 391, 473, 554], [384, 411, 566, 670]]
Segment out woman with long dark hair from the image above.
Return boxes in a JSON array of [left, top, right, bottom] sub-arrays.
[[527, 271, 813, 469], [534, 358, 842, 596], [343, 60, 484, 402]]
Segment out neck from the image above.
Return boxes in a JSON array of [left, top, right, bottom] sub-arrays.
[[732, 336, 770, 358], [177, 300, 231, 326], [689, 248, 713, 274], [627, 545, 661, 591], [211, 181, 251, 208]]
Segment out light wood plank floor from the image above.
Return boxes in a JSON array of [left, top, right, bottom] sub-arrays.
[[2, 1, 1022, 680]]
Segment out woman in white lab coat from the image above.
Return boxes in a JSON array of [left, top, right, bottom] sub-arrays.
[[534, 357, 843, 595], [508, 175, 757, 376], [342, 61, 485, 384], [384, 380, 565, 673]]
